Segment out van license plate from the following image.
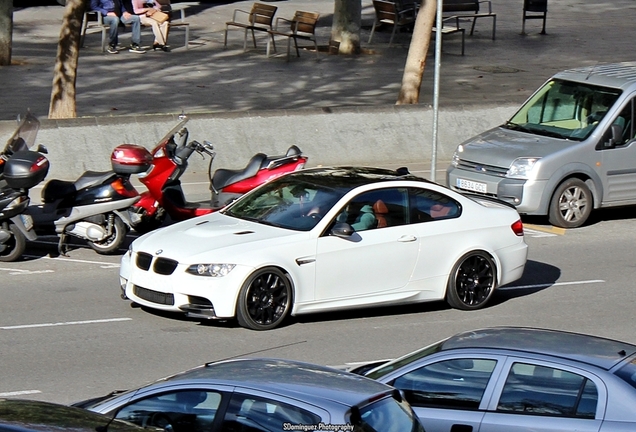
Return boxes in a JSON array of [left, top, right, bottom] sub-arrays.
[[457, 178, 487, 193]]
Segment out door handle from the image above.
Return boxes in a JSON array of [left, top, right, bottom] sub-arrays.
[[397, 235, 417, 242], [450, 425, 472, 432]]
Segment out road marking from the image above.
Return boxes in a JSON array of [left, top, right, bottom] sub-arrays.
[[23, 255, 120, 269], [524, 224, 566, 236], [0, 268, 55, 276], [0, 318, 132, 330], [500, 279, 605, 291], [0, 390, 42, 397]]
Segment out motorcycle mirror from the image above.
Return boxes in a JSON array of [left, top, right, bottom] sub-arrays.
[[36, 144, 48, 154]]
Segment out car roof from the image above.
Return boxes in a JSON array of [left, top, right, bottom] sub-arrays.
[[0, 399, 147, 432], [556, 62, 636, 90], [155, 358, 395, 408], [279, 166, 428, 191], [439, 327, 636, 370]]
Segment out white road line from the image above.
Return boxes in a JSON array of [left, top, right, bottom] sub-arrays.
[[0, 318, 132, 330], [24, 255, 120, 269], [0, 268, 55, 275], [500, 279, 605, 291], [0, 390, 42, 397], [524, 228, 558, 238]]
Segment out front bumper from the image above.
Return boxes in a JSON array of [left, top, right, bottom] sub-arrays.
[[447, 166, 548, 215], [119, 250, 250, 319]]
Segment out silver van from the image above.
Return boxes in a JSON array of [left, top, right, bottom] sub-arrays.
[[446, 62, 636, 228]]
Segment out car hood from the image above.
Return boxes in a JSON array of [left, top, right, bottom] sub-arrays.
[[457, 126, 569, 167], [133, 212, 297, 260]]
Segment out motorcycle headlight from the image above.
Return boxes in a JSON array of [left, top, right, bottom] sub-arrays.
[[186, 263, 236, 277], [506, 158, 540, 179]]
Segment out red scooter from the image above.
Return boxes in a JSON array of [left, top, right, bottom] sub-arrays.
[[111, 115, 308, 233]]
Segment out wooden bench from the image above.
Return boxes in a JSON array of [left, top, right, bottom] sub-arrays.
[[224, 2, 278, 52], [368, 0, 416, 47], [80, 6, 190, 52], [442, 0, 496, 40], [433, 16, 465, 56], [266, 11, 320, 61]]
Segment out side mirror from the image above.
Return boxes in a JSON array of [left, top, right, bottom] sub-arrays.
[[603, 123, 623, 148], [330, 222, 354, 238], [36, 144, 48, 154]]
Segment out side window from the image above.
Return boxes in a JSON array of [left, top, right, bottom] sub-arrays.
[[335, 188, 407, 231], [115, 390, 223, 432], [612, 98, 634, 146], [408, 188, 461, 223], [497, 363, 598, 419], [221, 394, 322, 432], [392, 358, 497, 409]]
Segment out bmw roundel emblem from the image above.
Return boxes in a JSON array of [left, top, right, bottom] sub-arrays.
[[155, 249, 163, 256]]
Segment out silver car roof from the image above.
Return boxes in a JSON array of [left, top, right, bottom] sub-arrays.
[[555, 62, 636, 90], [152, 358, 395, 408], [439, 327, 636, 371]]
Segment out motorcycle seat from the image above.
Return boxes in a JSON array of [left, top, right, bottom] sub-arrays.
[[74, 171, 117, 191], [42, 179, 76, 203], [212, 153, 267, 191]]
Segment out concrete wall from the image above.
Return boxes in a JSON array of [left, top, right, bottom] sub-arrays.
[[0, 104, 517, 181]]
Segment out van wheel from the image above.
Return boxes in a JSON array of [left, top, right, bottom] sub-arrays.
[[548, 178, 592, 228], [236, 267, 291, 330]]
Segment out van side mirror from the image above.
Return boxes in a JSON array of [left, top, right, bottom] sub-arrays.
[[603, 123, 623, 148]]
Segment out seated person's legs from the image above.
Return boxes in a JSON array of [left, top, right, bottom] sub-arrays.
[[102, 15, 120, 48]]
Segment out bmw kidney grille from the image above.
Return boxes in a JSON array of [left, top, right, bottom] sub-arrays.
[[135, 252, 179, 275]]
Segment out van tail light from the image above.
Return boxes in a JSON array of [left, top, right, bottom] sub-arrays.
[[111, 178, 138, 198], [511, 219, 524, 236]]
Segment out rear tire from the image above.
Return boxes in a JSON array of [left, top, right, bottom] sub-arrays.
[[0, 223, 26, 262], [88, 215, 127, 255], [236, 267, 292, 330], [548, 178, 592, 228], [446, 251, 496, 310]]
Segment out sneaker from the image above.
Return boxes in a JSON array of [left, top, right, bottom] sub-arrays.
[[129, 44, 146, 54], [107, 45, 118, 54]]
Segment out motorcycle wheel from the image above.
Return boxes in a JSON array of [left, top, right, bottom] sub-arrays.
[[87, 215, 127, 255], [0, 223, 26, 262], [132, 210, 166, 234]]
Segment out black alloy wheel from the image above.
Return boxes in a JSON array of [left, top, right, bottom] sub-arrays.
[[237, 267, 292, 330], [446, 251, 496, 310]]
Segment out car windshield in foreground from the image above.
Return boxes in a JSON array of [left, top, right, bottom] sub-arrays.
[[505, 79, 621, 141], [365, 340, 445, 380], [354, 395, 424, 432], [223, 178, 346, 231]]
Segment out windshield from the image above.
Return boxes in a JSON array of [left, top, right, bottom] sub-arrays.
[[352, 395, 424, 432], [3, 112, 40, 155], [365, 340, 445, 380], [223, 177, 345, 231], [505, 79, 621, 141]]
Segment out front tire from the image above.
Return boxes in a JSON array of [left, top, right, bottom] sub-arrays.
[[548, 178, 592, 228], [0, 223, 26, 262], [446, 251, 496, 310], [88, 214, 127, 255], [236, 267, 292, 330]]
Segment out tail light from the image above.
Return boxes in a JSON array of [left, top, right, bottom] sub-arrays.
[[511, 219, 524, 236], [111, 178, 139, 198]]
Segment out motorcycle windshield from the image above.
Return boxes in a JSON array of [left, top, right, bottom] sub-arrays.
[[157, 115, 189, 147], [3, 112, 40, 154]]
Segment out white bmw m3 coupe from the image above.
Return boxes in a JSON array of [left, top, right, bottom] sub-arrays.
[[120, 167, 528, 330]]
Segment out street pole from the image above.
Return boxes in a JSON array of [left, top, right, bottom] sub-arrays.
[[430, 0, 443, 182]]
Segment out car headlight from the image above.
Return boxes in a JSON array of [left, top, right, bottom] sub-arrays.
[[186, 263, 236, 277], [451, 146, 463, 167], [506, 157, 540, 179]]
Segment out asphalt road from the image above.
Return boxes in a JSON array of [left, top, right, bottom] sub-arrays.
[[0, 204, 635, 405]]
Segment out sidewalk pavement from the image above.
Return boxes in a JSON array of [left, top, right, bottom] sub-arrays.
[[3, 0, 635, 122]]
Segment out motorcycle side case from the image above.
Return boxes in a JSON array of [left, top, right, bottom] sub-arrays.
[[4, 151, 49, 189], [111, 144, 152, 175]]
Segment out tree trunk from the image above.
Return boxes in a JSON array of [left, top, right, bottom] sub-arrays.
[[49, 0, 85, 119], [396, 0, 436, 104], [0, 0, 12, 66], [331, 0, 361, 55]]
